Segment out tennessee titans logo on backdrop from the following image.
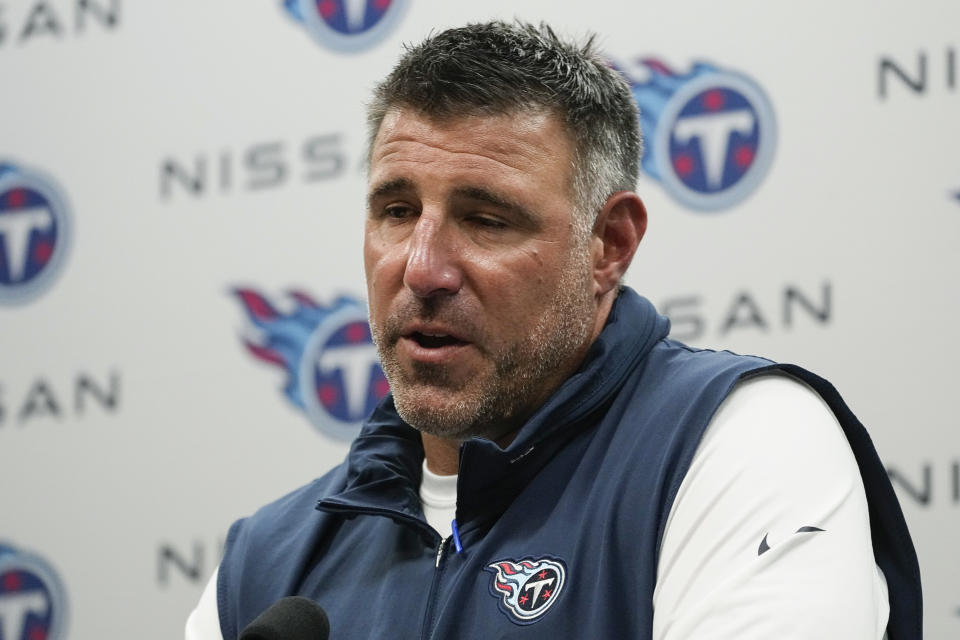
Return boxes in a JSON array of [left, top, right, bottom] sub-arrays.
[[485, 557, 567, 625], [282, 0, 409, 53], [234, 288, 389, 440], [0, 162, 72, 305], [0, 543, 68, 640], [619, 58, 777, 212]]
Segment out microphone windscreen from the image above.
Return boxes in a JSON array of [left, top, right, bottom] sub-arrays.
[[239, 596, 330, 640]]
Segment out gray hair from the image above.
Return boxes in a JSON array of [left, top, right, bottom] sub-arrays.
[[367, 20, 641, 238]]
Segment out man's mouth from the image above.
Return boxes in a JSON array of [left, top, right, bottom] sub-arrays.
[[409, 331, 468, 349]]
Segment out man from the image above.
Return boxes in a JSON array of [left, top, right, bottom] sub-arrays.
[[187, 21, 920, 639]]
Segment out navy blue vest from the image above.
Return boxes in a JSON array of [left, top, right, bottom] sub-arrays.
[[217, 288, 921, 639]]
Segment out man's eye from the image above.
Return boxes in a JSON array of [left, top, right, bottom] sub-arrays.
[[469, 216, 508, 230], [384, 205, 415, 220]]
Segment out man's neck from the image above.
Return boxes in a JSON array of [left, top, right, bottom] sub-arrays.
[[420, 433, 461, 475]]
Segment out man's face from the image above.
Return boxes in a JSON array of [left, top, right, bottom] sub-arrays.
[[364, 108, 601, 441]]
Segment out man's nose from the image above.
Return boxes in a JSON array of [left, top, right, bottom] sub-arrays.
[[402, 216, 463, 298]]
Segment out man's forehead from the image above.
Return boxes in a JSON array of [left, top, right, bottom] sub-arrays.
[[368, 108, 577, 199], [370, 106, 573, 161]]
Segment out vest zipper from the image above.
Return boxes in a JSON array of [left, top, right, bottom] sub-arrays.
[[434, 536, 446, 568], [421, 536, 449, 639]]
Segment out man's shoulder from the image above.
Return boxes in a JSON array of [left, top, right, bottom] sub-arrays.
[[226, 461, 349, 551], [629, 338, 779, 405]]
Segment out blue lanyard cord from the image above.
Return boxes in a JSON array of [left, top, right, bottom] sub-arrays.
[[451, 519, 464, 554]]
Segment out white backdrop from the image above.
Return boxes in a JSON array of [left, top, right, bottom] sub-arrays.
[[0, 0, 956, 637]]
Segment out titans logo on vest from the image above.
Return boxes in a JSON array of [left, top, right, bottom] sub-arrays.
[[616, 57, 777, 212], [486, 557, 567, 625], [0, 543, 68, 640], [0, 162, 72, 305], [281, 0, 409, 53], [234, 288, 390, 440]]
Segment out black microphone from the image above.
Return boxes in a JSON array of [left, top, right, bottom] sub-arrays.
[[239, 596, 330, 640]]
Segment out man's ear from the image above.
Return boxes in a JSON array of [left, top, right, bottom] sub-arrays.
[[590, 191, 647, 296]]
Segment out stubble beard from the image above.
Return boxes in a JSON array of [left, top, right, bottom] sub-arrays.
[[370, 243, 596, 442]]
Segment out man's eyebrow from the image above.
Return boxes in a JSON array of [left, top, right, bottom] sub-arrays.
[[367, 177, 415, 205], [452, 186, 539, 227]]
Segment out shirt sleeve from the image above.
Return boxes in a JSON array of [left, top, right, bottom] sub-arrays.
[[652, 374, 890, 639], [185, 567, 224, 640]]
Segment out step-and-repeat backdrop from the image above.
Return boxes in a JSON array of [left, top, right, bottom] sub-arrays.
[[1, 1, 956, 637]]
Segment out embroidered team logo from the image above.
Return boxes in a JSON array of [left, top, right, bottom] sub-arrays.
[[0, 161, 73, 305], [485, 557, 566, 625], [234, 288, 390, 440], [619, 58, 777, 212], [0, 543, 69, 640], [281, 0, 410, 53]]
